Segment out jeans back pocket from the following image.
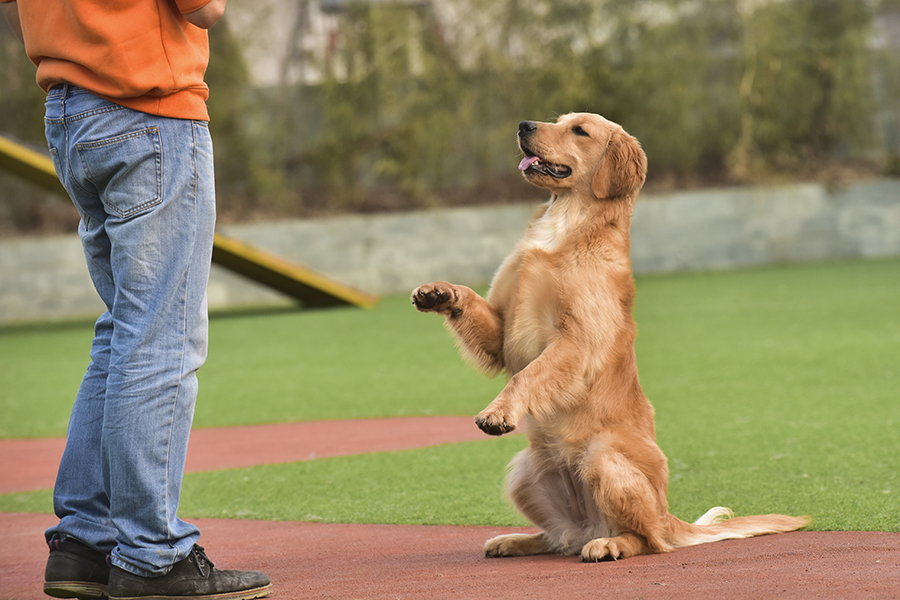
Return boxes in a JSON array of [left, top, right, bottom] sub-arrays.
[[76, 127, 163, 219]]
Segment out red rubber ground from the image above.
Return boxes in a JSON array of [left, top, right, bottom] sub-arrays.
[[2, 417, 898, 599]]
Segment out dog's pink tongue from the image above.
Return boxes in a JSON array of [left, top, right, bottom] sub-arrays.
[[519, 156, 539, 171]]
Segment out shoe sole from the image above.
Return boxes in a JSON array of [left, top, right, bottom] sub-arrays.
[[107, 583, 272, 600], [44, 580, 109, 599]]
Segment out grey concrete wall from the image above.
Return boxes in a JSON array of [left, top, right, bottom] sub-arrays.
[[2, 179, 898, 324], [631, 180, 900, 272]]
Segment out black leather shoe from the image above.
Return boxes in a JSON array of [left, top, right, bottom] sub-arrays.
[[44, 537, 111, 599], [107, 545, 271, 600]]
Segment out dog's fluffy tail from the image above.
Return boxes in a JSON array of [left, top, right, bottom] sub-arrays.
[[668, 507, 810, 548]]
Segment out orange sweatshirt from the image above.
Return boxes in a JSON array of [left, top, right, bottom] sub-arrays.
[[2, 0, 213, 120]]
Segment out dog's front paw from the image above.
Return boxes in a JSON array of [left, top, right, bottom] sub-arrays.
[[475, 405, 517, 436], [411, 282, 459, 315]]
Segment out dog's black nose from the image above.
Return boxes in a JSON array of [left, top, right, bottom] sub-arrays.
[[518, 121, 537, 136]]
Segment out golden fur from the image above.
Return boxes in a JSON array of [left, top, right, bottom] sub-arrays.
[[412, 113, 809, 561]]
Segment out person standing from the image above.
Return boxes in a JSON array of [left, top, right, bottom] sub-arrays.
[[1, 1, 272, 598]]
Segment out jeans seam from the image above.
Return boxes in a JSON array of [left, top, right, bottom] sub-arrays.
[[64, 120, 99, 202], [75, 126, 158, 149], [163, 121, 200, 546], [64, 125, 101, 202], [46, 104, 127, 126]]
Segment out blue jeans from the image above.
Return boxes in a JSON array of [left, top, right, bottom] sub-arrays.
[[43, 85, 216, 577]]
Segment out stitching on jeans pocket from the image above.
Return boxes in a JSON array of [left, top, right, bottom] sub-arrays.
[[76, 127, 162, 219]]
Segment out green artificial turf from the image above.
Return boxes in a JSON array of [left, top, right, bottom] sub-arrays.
[[634, 260, 900, 530], [0, 293, 504, 438], [1, 258, 898, 531], [179, 436, 529, 525], [0, 436, 530, 527], [0, 320, 101, 438]]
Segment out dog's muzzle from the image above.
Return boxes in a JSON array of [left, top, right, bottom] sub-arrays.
[[517, 121, 572, 179]]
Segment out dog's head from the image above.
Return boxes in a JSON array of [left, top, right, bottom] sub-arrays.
[[517, 113, 646, 200]]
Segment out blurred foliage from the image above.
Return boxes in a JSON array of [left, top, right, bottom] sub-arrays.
[[2, 0, 899, 233], [206, 20, 292, 218], [0, 22, 78, 236], [261, 0, 888, 212], [730, 0, 876, 175]]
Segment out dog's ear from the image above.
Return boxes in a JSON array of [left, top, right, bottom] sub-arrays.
[[591, 129, 647, 200]]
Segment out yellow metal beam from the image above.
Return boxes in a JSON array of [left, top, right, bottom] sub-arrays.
[[212, 232, 378, 308], [0, 134, 66, 195], [0, 133, 378, 309]]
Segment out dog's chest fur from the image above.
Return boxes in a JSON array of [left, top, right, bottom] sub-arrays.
[[521, 195, 589, 254], [500, 196, 591, 372]]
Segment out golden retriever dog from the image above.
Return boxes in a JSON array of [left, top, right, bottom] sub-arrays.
[[411, 113, 809, 562]]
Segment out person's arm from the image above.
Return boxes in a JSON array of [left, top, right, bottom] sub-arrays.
[[183, 0, 226, 29], [1, 0, 25, 45]]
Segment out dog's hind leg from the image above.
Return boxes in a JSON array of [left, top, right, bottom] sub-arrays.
[[579, 434, 672, 561], [581, 532, 650, 562]]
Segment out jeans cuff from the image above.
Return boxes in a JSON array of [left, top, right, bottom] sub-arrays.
[[109, 555, 172, 579]]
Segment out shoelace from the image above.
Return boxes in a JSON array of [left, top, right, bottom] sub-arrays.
[[190, 545, 215, 572]]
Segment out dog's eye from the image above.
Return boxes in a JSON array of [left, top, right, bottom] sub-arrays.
[[572, 126, 590, 137]]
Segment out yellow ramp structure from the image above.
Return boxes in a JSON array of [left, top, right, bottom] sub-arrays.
[[0, 133, 67, 195], [0, 133, 377, 308], [212, 232, 378, 308]]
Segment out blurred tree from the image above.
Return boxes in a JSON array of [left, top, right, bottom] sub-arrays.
[[1, 0, 895, 233], [731, 0, 875, 177], [874, 0, 900, 171], [206, 16, 291, 218], [0, 26, 45, 144], [0, 21, 80, 236]]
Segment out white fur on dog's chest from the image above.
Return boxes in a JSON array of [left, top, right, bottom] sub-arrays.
[[522, 197, 586, 253]]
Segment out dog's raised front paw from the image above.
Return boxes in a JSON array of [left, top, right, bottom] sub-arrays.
[[475, 406, 517, 436], [411, 282, 457, 314]]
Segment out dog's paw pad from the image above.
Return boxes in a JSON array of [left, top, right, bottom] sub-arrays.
[[411, 285, 454, 312], [475, 415, 516, 436]]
